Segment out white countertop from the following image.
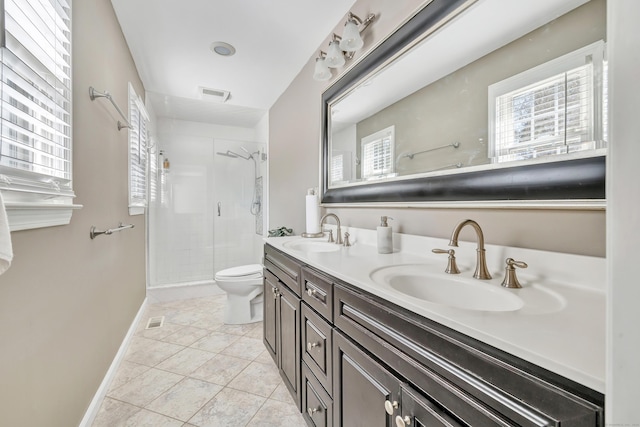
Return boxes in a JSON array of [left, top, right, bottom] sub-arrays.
[[265, 227, 606, 393]]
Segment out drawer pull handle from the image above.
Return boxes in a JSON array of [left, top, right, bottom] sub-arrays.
[[395, 415, 411, 427], [307, 342, 320, 351], [307, 407, 319, 417], [306, 288, 317, 297], [384, 400, 399, 415]]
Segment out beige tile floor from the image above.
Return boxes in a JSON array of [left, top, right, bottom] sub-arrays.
[[91, 294, 306, 427]]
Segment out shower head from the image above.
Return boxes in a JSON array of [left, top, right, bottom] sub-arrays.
[[217, 149, 253, 160], [216, 150, 238, 158]]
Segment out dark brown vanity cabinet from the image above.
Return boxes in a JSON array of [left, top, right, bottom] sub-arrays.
[[263, 243, 604, 427], [334, 284, 604, 426], [263, 246, 302, 409]]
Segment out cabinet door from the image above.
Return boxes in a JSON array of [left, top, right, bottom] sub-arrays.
[[263, 270, 278, 362], [278, 283, 301, 409], [333, 330, 400, 427], [399, 384, 462, 427]]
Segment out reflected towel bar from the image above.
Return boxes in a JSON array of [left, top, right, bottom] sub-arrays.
[[427, 162, 463, 172], [90, 223, 135, 239], [89, 87, 132, 131], [403, 141, 460, 159]]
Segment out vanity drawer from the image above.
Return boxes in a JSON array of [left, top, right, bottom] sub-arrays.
[[264, 246, 301, 296], [302, 267, 333, 321], [302, 303, 333, 394], [302, 361, 333, 427]]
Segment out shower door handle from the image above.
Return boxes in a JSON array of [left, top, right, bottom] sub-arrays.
[[217, 202, 221, 216]]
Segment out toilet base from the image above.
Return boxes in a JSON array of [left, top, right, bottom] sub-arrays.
[[223, 292, 264, 325]]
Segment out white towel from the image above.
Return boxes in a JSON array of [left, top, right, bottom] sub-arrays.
[[0, 191, 13, 275]]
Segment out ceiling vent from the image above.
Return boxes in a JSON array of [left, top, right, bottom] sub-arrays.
[[200, 87, 230, 103]]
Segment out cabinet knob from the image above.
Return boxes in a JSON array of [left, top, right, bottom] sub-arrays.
[[307, 407, 319, 417], [307, 342, 319, 351], [306, 288, 317, 297], [384, 400, 399, 415], [395, 415, 411, 427]]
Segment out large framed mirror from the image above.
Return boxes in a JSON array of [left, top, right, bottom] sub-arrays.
[[321, 0, 606, 206]]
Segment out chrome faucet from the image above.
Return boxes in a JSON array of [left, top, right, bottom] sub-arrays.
[[320, 213, 343, 245], [448, 219, 492, 280]]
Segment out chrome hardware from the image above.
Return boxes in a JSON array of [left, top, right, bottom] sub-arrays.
[[307, 407, 318, 417], [89, 86, 133, 131], [384, 400, 399, 415], [395, 415, 411, 426], [432, 248, 460, 274], [307, 342, 319, 351], [90, 223, 135, 239], [320, 213, 343, 245], [343, 231, 351, 247], [271, 287, 279, 299], [327, 229, 335, 243], [306, 288, 317, 297], [448, 219, 492, 280], [501, 258, 528, 289]]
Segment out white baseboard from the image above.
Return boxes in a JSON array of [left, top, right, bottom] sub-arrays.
[[78, 297, 148, 427], [146, 281, 224, 303]]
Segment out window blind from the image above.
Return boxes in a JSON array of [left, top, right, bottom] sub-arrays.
[[362, 127, 394, 179], [128, 83, 148, 213], [1, 0, 72, 183]]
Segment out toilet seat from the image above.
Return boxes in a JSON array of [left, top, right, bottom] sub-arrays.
[[215, 264, 262, 281]]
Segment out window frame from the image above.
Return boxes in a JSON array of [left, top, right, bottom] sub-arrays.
[[0, 0, 80, 231], [488, 40, 607, 164]]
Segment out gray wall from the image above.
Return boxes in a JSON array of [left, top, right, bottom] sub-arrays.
[[0, 1, 146, 425], [269, 0, 606, 257]]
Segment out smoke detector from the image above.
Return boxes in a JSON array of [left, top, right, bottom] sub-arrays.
[[200, 87, 231, 103]]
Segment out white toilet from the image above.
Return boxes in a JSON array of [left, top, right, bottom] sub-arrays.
[[215, 264, 264, 324]]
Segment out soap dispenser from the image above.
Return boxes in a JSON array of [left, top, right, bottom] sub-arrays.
[[377, 216, 394, 254]]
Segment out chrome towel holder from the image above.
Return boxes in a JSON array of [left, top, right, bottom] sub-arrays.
[[89, 86, 133, 131], [90, 223, 135, 239]]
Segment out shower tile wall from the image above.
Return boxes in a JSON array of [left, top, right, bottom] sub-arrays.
[[149, 120, 266, 288]]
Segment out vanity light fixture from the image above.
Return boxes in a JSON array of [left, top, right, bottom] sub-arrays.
[[313, 52, 332, 81], [325, 36, 346, 68], [312, 11, 376, 81]]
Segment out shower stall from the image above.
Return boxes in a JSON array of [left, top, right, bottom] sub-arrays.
[[148, 133, 266, 289]]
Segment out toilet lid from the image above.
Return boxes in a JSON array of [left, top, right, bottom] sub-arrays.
[[216, 264, 263, 279]]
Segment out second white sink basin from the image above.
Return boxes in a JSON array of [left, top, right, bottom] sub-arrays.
[[370, 264, 565, 313], [282, 239, 341, 253]]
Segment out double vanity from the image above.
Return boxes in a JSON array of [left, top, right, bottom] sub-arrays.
[[262, 225, 605, 426]]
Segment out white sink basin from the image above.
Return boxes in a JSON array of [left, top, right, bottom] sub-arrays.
[[283, 239, 341, 253], [370, 264, 565, 313]]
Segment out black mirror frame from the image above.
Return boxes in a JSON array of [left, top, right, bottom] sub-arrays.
[[320, 0, 605, 205]]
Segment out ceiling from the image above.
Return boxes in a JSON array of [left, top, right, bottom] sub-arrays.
[[110, 0, 357, 127]]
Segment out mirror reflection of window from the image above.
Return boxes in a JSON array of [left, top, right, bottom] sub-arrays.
[[361, 126, 395, 180], [489, 40, 607, 163]]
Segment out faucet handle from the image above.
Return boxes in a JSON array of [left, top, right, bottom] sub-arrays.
[[432, 249, 461, 274], [343, 232, 351, 247], [327, 229, 335, 243], [501, 258, 528, 288]]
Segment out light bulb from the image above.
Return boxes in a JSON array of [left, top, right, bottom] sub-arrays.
[[313, 57, 332, 81], [339, 20, 364, 52], [325, 41, 345, 68]]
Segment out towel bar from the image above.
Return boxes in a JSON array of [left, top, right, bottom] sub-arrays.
[[90, 223, 134, 239], [89, 87, 132, 131]]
